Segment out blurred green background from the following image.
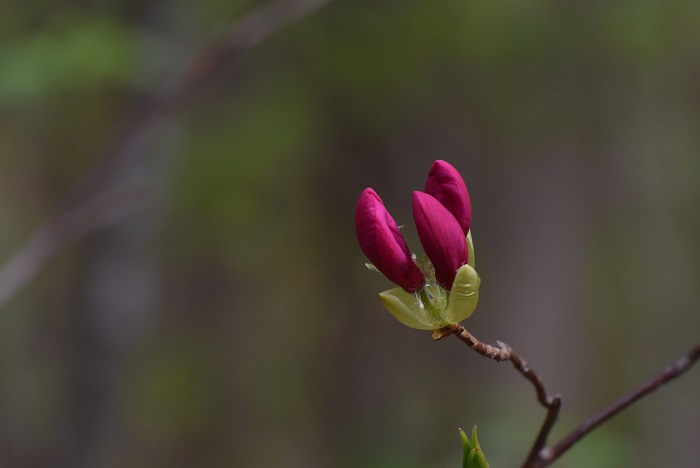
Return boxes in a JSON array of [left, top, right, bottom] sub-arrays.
[[1, 0, 699, 466]]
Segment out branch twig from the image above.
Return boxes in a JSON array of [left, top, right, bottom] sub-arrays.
[[543, 343, 700, 465], [0, 186, 147, 309], [0, 0, 332, 312], [438, 325, 560, 467], [438, 325, 700, 467]]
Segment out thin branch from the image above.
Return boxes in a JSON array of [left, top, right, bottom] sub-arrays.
[[442, 324, 510, 361], [0, 0, 332, 312], [524, 395, 561, 468], [543, 343, 700, 465], [504, 344, 561, 468], [0, 186, 148, 309], [438, 325, 700, 467], [71, 0, 333, 203], [435, 324, 561, 467], [499, 340, 556, 410]]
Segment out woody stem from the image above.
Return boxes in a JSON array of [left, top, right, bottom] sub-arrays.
[[440, 325, 700, 467], [542, 343, 700, 465], [440, 324, 560, 467]]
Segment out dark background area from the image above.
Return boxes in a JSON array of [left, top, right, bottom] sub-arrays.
[[1, 0, 699, 466]]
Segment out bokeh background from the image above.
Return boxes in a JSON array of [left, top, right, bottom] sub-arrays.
[[1, 0, 699, 466]]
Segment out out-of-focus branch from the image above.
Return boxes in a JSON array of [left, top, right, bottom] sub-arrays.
[[437, 325, 700, 467], [0, 186, 148, 309], [70, 0, 334, 203], [0, 0, 332, 312], [543, 343, 700, 466]]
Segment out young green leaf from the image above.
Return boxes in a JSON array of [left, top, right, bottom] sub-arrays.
[[467, 447, 489, 468], [459, 427, 472, 468], [466, 424, 490, 468]]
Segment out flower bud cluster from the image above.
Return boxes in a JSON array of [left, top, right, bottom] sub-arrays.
[[355, 160, 480, 330]]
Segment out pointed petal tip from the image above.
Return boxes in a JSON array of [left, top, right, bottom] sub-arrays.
[[429, 159, 453, 172], [412, 190, 429, 204], [424, 160, 472, 236], [358, 187, 380, 202]]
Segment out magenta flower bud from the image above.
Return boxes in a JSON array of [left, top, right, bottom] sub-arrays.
[[355, 188, 424, 293], [424, 160, 472, 236], [412, 191, 468, 290]]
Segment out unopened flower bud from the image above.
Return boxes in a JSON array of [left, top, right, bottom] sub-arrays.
[[356, 161, 482, 331], [355, 188, 424, 292], [412, 191, 468, 289], [424, 160, 472, 236]]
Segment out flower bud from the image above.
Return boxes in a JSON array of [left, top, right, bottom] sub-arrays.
[[424, 160, 472, 236], [355, 188, 424, 292], [412, 191, 468, 290]]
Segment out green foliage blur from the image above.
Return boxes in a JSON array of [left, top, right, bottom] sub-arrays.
[[1, 0, 699, 466]]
